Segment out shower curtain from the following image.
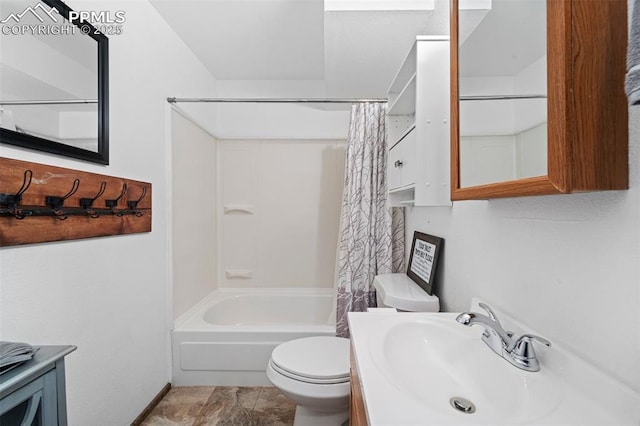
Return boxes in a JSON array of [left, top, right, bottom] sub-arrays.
[[335, 102, 404, 338]]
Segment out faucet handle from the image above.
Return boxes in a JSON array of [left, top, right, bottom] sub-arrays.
[[511, 334, 551, 371], [515, 334, 551, 349], [478, 302, 500, 322]]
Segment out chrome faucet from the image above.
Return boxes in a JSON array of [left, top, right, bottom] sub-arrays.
[[456, 303, 551, 372]]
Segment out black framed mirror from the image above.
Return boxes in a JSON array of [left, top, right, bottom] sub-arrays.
[[0, 0, 109, 164]]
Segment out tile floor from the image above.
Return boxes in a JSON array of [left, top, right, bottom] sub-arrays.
[[140, 386, 296, 426]]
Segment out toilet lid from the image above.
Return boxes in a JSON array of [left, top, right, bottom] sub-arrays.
[[270, 336, 350, 383]]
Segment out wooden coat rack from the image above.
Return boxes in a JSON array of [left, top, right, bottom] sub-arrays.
[[0, 158, 152, 247]]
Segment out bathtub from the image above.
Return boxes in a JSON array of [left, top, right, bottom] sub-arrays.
[[171, 288, 336, 386]]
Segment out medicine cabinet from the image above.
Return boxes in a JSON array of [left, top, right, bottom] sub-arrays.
[[451, 0, 628, 200]]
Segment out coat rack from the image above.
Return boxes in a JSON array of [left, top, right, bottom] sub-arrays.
[[0, 157, 152, 246]]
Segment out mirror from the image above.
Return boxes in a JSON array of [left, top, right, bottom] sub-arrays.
[[0, 0, 109, 164], [456, 0, 546, 188]]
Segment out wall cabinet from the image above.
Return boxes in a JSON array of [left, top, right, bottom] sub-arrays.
[[0, 346, 76, 426], [387, 36, 451, 207], [451, 0, 628, 200]]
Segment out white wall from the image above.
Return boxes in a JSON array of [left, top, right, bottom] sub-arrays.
[[406, 107, 640, 393], [171, 109, 217, 320], [218, 139, 346, 288], [210, 80, 351, 140], [0, 1, 217, 424]]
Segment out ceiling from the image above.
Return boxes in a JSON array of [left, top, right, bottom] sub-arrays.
[[149, 0, 450, 98]]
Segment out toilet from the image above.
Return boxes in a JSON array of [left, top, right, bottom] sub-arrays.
[[266, 273, 439, 425], [373, 272, 440, 312], [266, 336, 351, 426]]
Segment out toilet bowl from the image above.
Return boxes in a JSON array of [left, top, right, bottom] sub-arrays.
[[267, 273, 440, 425], [266, 336, 350, 426]]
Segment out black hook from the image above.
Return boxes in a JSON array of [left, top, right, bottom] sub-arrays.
[[45, 178, 80, 220], [0, 170, 33, 219], [127, 186, 147, 216], [80, 181, 107, 218], [106, 182, 127, 216]]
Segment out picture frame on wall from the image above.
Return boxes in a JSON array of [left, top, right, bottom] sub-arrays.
[[407, 231, 443, 295]]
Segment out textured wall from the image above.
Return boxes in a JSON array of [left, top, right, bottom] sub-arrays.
[[0, 1, 217, 424], [406, 107, 640, 392]]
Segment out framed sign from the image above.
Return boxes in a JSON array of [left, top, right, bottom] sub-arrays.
[[407, 232, 443, 295]]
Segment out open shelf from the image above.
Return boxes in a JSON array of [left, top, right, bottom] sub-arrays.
[[387, 43, 417, 95], [388, 183, 415, 194], [388, 73, 416, 115]]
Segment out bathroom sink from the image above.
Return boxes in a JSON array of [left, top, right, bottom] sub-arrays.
[[369, 316, 561, 424], [349, 309, 640, 425]]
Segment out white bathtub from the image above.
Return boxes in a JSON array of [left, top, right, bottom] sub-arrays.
[[171, 288, 336, 386]]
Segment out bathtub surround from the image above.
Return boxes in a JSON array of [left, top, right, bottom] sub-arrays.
[[218, 139, 345, 289], [336, 102, 393, 338], [171, 109, 217, 320], [0, 1, 217, 424]]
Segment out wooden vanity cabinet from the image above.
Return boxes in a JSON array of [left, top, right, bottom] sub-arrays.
[[350, 343, 368, 426], [451, 0, 628, 200]]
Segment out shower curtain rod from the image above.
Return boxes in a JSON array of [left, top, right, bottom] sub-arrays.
[[0, 99, 97, 105], [167, 97, 387, 104]]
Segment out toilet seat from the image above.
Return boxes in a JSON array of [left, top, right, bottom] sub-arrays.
[[269, 359, 349, 384], [269, 336, 350, 384]]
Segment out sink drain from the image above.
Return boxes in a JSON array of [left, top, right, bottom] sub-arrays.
[[450, 397, 476, 414]]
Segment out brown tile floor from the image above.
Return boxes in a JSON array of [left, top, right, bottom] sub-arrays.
[[140, 386, 296, 426]]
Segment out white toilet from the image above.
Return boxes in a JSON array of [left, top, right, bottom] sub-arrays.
[[266, 273, 440, 425], [266, 336, 351, 426]]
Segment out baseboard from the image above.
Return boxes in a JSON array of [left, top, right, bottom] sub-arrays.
[[130, 382, 172, 425]]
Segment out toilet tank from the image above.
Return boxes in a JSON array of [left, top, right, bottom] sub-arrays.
[[373, 273, 440, 312]]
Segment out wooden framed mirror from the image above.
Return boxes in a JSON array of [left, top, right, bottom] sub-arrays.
[[451, 0, 627, 200]]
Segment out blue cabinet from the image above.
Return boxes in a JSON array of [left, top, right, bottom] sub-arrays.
[[0, 346, 76, 426]]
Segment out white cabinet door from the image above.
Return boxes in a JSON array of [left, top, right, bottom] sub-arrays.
[[399, 128, 416, 188], [388, 142, 403, 190], [388, 127, 416, 190]]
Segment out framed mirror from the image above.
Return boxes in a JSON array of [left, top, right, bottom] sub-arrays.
[[0, 0, 109, 164], [451, 0, 628, 200]]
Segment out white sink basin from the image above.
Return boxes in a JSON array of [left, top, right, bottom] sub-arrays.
[[348, 309, 640, 425], [370, 316, 561, 424]]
